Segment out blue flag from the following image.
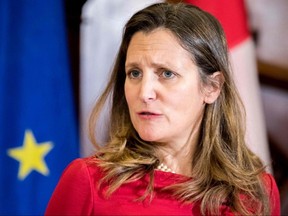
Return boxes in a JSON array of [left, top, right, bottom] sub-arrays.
[[0, 1, 79, 215]]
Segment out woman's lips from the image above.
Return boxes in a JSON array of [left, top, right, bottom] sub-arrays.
[[137, 111, 162, 120]]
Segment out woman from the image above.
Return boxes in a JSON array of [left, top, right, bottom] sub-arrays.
[[46, 3, 280, 215]]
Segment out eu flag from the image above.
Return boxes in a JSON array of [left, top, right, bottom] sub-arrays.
[[0, 1, 79, 215]]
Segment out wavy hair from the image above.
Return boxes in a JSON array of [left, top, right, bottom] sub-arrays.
[[89, 3, 269, 215]]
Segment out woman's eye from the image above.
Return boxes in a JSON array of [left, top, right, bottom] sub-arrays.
[[128, 70, 141, 79], [161, 70, 175, 79]]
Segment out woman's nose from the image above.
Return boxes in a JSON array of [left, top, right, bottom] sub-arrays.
[[139, 75, 156, 103]]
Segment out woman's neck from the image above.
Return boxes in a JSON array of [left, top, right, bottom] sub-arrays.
[[156, 132, 199, 176], [155, 115, 202, 176]]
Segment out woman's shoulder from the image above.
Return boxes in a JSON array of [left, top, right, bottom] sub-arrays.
[[261, 172, 279, 193], [261, 172, 281, 215], [66, 156, 98, 167], [62, 156, 104, 179], [45, 156, 102, 215]]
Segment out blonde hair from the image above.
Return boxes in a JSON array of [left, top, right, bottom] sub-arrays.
[[89, 3, 270, 215]]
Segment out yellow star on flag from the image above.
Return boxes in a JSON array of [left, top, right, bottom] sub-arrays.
[[7, 130, 53, 180]]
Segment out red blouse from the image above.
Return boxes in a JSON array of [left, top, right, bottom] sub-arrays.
[[45, 157, 280, 215]]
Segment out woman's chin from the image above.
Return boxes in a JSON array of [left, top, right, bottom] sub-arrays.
[[138, 133, 160, 142]]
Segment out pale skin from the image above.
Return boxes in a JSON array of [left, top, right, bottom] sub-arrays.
[[124, 28, 222, 176]]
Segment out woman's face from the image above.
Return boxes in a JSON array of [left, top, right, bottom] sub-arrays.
[[124, 29, 206, 147]]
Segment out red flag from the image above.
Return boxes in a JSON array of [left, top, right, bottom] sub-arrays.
[[185, 0, 249, 48]]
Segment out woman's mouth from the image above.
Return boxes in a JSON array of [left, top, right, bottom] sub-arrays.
[[137, 111, 162, 119]]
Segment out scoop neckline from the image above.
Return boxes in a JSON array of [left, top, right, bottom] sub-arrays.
[[154, 168, 191, 179]]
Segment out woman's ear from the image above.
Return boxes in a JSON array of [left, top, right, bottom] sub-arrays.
[[203, 72, 224, 104]]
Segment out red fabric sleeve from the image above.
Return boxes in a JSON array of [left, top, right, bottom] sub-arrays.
[[219, 173, 281, 215], [45, 159, 94, 215], [264, 173, 281, 216]]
